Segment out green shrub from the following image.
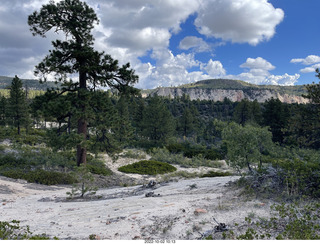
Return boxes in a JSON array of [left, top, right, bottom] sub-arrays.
[[118, 160, 177, 175], [201, 171, 232, 178], [2, 169, 76, 185], [86, 160, 112, 176], [272, 159, 320, 198], [166, 143, 223, 160], [0, 220, 54, 240], [67, 166, 97, 198], [150, 147, 223, 168], [233, 202, 320, 240]]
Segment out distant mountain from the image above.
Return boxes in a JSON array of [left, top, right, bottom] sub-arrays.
[[0, 76, 59, 90], [144, 79, 309, 104]]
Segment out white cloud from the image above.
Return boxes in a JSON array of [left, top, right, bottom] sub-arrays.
[[0, 0, 291, 89], [179, 36, 210, 52], [204, 59, 226, 77], [290, 55, 320, 65], [290, 55, 320, 74], [226, 57, 300, 86], [240, 57, 275, 71], [136, 48, 209, 88], [300, 67, 317, 73], [93, 0, 200, 53], [195, 0, 284, 45], [264, 74, 300, 86]]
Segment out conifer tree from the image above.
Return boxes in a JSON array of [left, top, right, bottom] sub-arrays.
[[28, 0, 138, 165], [0, 96, 7, 126], [142, 96, 175, 144], [115, 96, 134, 145], [8, 76, 28, 135]]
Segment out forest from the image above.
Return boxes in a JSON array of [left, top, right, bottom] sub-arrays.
[[1, 74, 320, 189]]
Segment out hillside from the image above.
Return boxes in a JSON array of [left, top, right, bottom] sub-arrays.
[[0, 76, 59, 90], [146, 79, 309, 104]]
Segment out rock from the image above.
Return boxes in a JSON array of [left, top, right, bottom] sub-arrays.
[[145, 191, 161, 197], [147, 180, 157, 188], [194, 208, 207, 215], [150, 86, 308, 104]]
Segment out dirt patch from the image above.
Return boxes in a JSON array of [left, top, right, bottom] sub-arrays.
[[0, 175, 274, 240]]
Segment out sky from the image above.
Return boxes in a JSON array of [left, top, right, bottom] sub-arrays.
[[0, 0, 320, 89]]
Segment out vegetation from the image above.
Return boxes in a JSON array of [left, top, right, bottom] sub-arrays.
[[28, 0, 138, 166], [221, 202, 320, 240], [0, 220, 56, 240], [118, 160, 177, 175]]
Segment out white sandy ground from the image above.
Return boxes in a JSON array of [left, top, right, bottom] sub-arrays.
[[0, 174, 274, 240], [0, 149, 274, 240]]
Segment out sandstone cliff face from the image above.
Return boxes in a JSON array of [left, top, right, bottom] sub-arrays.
[[150, 87, 308, 104]]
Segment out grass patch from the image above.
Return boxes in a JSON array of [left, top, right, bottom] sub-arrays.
[[118, 160, 177, 175]]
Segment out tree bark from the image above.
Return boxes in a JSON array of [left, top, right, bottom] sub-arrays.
[[77, 68, 87, 166]]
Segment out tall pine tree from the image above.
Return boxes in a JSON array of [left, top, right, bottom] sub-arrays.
[[28, 0, 138, 165], [8, 76, 28, 135]]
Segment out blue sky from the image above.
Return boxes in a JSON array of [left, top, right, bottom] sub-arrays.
[[0, 0, 319, 89]]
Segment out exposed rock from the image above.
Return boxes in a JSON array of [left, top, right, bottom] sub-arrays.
[[150, 87, 308, 104]]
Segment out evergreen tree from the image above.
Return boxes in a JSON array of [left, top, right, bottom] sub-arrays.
[[89, 91, 120, 153], [262, 98, 289, 144], [128, 96, 145, 136], [233, 99, 257, 125], [8, 76, 28, 135], [142, 96, 175, 144], [28, 0, 138, 165], [178, 107, 195, 138], [284, 104, 320, 149], [0, 96, 7, 126], [115, 96, 134, 145], [303, 68, 320, 106]]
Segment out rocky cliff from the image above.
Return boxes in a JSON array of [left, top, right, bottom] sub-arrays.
[[150, 87, 308, 103], [145, 79, 309, 104]]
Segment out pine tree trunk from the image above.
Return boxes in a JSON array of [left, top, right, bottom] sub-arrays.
[[77, 69, 87, 166], [77, 117, 87, 166]]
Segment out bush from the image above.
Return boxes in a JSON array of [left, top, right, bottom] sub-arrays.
[[272, 159, 320, 198], [67, 166, 98, 198], [236, 158, 320, 199], [150, 148, 223, 168], [0, 220, 55, 240], [118, 160, 177, 175], [231, 202, 320, 240], [166, 143, 223, 160], [86, 161, 112, 176], [201, 171, 232, 178], [2, 169, 76, 185]]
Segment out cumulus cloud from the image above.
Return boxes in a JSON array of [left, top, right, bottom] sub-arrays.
[[240, 57, 275, 71], [0, 0, 289, 89], [226, 57, 300, 86], [92, 0, 200, 53], [290, 55, 320, 65], [179, 36, 210, 52], [264, 74, 300, 86], [136, 48, 208, 88], [290, 55, 320, 74], [203, 59, 226, 77], [195, 0, 284, 45]]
